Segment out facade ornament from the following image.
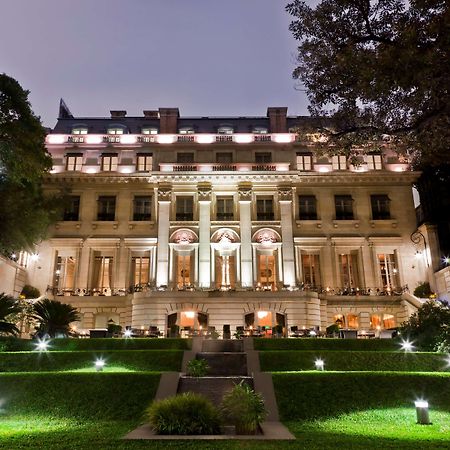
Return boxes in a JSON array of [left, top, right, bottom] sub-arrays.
[[197, 182, 212, 201], [237, 182, 252, 201], [255, 229, 278, 245], [171, 229, 197, 244], [157, 183, 172, 202], [277, 185, 293, 201]]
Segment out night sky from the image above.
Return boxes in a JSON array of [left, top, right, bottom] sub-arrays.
[[0, 0, 311, 127]]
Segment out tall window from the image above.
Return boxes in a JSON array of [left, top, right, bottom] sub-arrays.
[[216, 152, 233, 163], [133, 196, 152, 221], [97, 196, 116, 221], [176, 196, 194, 221], [296, 153, 312, 171], [256, 198, 274, 221], [301, 254, 320, 287], [132, 256, 149, 286], [66, 153, 83, 171], [177, 254, 192, 288], [54, 256, 76, 290], [378, 253, 400, 290], [335, 195, 354, 220], [92, 256, 113, 290], [339, 253, 360, 288], [101, 154, 118, 171], [136, 153, 153, 171], [255, 152, 272, 163], [177, 152, 194, 163], [216, 197, 234, 221], [371, 195, 391, 220], [332, 155, 347, 170], [258, 254, 277, 290], [367, 153, 382, 170], [298, 195, 317, 220], [63, 196, 80, 221]]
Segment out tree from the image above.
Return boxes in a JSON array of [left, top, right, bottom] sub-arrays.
[[286, 0, 450, 167], [0, 293, 21, 336], [401, 301, 450, 351], [0, 73, 63, 253], [32, 299, 80, 338]]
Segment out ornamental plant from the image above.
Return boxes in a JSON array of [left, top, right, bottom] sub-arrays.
[[145, 392, 220, 435], [220, 381, 267, 434], [186, 358, 209, 377]]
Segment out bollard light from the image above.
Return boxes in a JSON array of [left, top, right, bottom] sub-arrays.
[[315, 358, 325, 371], [400, 340, 414, 352], [95, 359, 105, 372], [415, 400, 431, 425]]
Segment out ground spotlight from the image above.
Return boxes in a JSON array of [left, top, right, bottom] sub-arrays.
[[415, 400, 431, 425], [400, 340, 414, 352], [315, 358, 325, 371], [123, 329, 132, 338], [95, 359, 105, 372], [35, 339, 49, 352]]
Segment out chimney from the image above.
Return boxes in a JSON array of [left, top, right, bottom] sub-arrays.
[[267, 107, 288, 133], [110, 110, 127, 118], [143, 110, 160, 118], [159, 108, 179, 134]]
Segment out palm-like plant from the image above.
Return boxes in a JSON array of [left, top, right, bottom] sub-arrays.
[[0, 293, 21, 336], [32, 299, 80, 337]]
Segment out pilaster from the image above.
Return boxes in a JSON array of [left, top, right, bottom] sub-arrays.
[[238, 183, 253, 288]]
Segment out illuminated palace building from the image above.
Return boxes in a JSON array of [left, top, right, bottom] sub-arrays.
[[27, 103, 434, 335]]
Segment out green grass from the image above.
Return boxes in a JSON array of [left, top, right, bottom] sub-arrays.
[[0, 349, 183, 372], [260, 350, 449, 372], [254, 337, 401, 351], [0, 337, 190, 352]]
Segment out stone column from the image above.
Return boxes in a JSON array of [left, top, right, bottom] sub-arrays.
[[279, 186, 295, 287], [198, 183, 212, 288], [115, 238, 129, 291], [239, 183, 253, 288], [156, 184, 171, 287], [76, 240, 91, 290]]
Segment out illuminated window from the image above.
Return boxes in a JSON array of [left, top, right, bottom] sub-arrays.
[[383, 314, 396, 329], [63, 196, 80, 221], [54, 256, 77, 291], [133, 196, 152, 221], [340, 253, 360, 288], [101, 154, 118, 171], [370, 314, 381, 328], [301, 254, 320, 287], [218, 125, 233, 135], [107, 126, 125, 135], [66, 153, 83, 171], [298, 195, 317, 220], [332, 155, 347, 170], [258, 254, 277, 290], [296, 153, 312, 171], [378, 253, 400, 290], [72, 127, 88, 135], [335, 195, 354, 220], [179, 127, 195, 134], [176, 197, 194, 221], [367, 153, 382, 170], [347, 314, 359, 329], [371, 195, 391, 220], [177, 254, 192, 288], [97, 196, 116, 221], [136, 153, 153, 171], [132, 256, 149, 286], [253, 127, 268, 134], [92, 256, 114, 290], [334, 314, 345, 328], [141, 127, 158, 135]]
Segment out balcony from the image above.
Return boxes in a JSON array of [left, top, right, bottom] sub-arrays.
[[159, 162, 290, 172]]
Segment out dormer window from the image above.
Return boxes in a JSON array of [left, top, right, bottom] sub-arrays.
[[107, 125, 126, 135], [218, 125, 234, 135], [71, 126, 88, 135], [253, 127, 268, 134], [179, 127, 195, 135], [142, 127, 158, 135]]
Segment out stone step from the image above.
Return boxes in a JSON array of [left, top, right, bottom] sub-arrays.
[[201, 339, 243, 353], [197, 352, 247, 376], [178, 376, 253, 405]]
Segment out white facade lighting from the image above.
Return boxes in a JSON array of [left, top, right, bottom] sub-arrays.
[[120, 135, 137, 145], [120, 168, 133, 174], [257, 311, 269, 319], [309, 330, 317, 337], [85, 168, 98, 174], [85, 135, 103, 145], [30, 253, 39, 262], [315, 358, 325, 371], [95, 359, 105, 372], [414, 400, 431, 425], [157, 135, 176, 144], [318, 167, 330, 173], [273, 134, 292, 144], [234, 134, 253, 144], [184, 311, 195, 319], [196, 134, 215, 144], [47, 135, 66, 144]]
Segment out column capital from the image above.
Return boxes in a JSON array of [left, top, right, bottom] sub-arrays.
[[157, 183, 172, 202], [278, 185, 293, 202], [197, 182, 212, 202], [238, 182, 252, 202]]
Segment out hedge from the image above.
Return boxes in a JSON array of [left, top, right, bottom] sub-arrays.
[[0, 349, 183, 372], [0, 372, 160, 419], [272, 372, 450, 421], [254, 338, 400, 351], [260, 350, 449, 372], [0, 337, 190, 352]]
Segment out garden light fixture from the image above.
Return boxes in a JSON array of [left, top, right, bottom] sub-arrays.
[[414, 400, 431, 425], [315, 358, 324, 371], [123, 329, 132, 338], [400, 340, 414, 352], [35, 339, 49, 352], [95, 359, 105, 372]]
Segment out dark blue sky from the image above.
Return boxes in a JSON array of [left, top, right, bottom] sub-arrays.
[[1, 0, 310, 127]]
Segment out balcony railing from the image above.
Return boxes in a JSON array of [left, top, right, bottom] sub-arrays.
[[159, 162, 290, 172]]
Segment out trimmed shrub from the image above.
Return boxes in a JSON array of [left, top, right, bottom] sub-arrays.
[[0, 349, 184, 372], [413, 282, 433, 298], [20, 284, 40, 299], [186, 358, 209, 377], [0, 337, 190, 352], [220, 381, 267, 434], [259, 350, 448, 372], [254, 338, 400, 351], [146, 392, 221, 435], [273, 372, 450, 421]]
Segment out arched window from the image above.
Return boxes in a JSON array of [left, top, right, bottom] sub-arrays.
[[107, 124, 127, 135], [179, 127, 195, 135], [217, 125, 234, 135], [253, 127, 268, 134], [141, 127, 158, 135]]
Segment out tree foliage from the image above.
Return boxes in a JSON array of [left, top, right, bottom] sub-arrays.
[[286, 0, 450, 167], [0, 73, 63, 253], [401, 301, 450, 351], [0, 293, 20, 336], [32, 299, 80, 338]]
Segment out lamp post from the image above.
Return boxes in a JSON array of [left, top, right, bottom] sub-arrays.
[[410, 230, 429, 268]]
